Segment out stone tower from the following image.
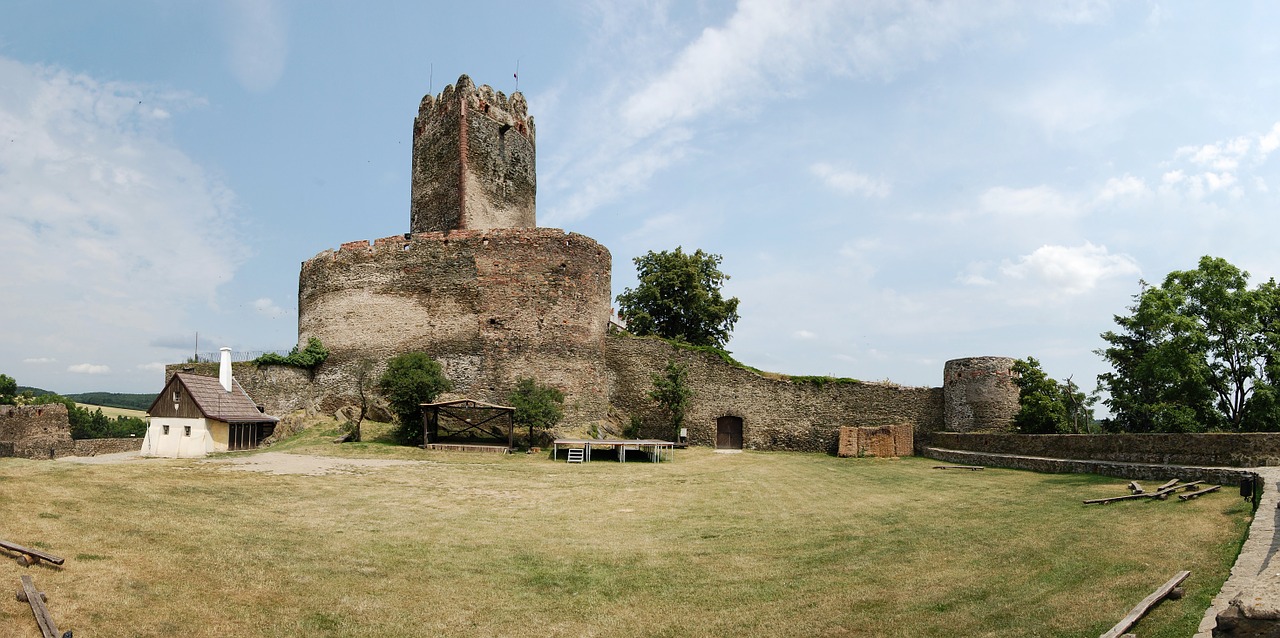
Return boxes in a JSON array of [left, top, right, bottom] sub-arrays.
[[942, 356, 1019, 432], [410, 75, 536, 233]]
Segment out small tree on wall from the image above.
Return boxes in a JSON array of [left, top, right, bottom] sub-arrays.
[[650, 360, 692, 441], [508, 377, 565, 447], [377, 352, 453, 444]]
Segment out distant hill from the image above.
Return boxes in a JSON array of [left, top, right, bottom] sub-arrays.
[[67, 392, 157, 411], [16, 385, 54, 397]]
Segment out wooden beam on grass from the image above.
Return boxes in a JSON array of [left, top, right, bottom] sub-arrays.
[[932, 465, 984, 471], [1127, 481, 1144, 494], [0, 539, 65, 566], [16, 575, 61, 638], [1155, 479, 1179, 491], [1099, 570, 1190, 638], [1178, 485, 1221, 501]]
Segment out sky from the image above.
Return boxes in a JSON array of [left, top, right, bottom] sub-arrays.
[[3, 1, 1280, 403]]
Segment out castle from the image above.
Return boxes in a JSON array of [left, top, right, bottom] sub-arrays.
[[167, 75, 1019, 452]]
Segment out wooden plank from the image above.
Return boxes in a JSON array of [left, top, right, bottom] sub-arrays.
[[1156, 479, 1179, 491], [19, 575, 59, 638], [1085, 492, 1151, 505], [932, 465, 984, 471], [0, 539, 65, 566], [1085, 481, 1205, 505], [1100, 571, 1190, 638], [1178, 485, 1222, 501], [1127, 481, 1144, 494]]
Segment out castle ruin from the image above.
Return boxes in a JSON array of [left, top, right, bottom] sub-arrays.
[[170, 75, 1019, 451]]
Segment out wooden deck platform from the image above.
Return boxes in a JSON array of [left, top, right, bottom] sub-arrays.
[[423, 443, 510, 454]]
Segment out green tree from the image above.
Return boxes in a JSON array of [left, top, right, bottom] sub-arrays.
[[1098, 256, 1280, 432], [616, 247, 741, 348], [649, 360, 692, 441], [1012, 357, 1094, 434], [508, 377, 564, 447], [254, 337, 330, 372], [0, 374, 15, 404], [377, 352, 453, 443]]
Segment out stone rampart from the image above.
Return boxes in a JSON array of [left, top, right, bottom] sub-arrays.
[[924, 447, 1257, 486], [72, 437, 143, 456], [295, 228, 611, 426], [928, 432, 1280, 467], [605, 335, 943, 453], [0, 404, 74, 459]]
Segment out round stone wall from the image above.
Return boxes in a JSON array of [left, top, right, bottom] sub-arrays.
[[943, 356, 1019, 432], [297, 228, 612, 427]]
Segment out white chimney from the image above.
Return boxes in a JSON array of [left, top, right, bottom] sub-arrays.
[[219, 347, 233, 392]]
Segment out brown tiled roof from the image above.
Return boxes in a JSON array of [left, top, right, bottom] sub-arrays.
[[174, 373, 279, 423]]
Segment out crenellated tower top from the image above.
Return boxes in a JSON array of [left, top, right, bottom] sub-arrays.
[[410, 74, 537, 233]]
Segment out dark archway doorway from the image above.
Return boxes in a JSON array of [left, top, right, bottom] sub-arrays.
[[716, 416, 743, 449]]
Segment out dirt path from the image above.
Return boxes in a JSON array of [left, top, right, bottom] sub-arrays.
[[202, 452, 427, 476]]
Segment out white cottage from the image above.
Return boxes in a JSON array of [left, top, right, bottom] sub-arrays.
[[141, 348, 278, 458]]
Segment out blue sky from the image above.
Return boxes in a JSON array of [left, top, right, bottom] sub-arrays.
[[3, 1, 1280, 402]]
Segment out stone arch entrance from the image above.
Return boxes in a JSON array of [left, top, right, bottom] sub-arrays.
[[716, 415, 743, 450]]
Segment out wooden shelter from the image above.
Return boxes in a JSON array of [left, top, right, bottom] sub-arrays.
[[421, 399, 515, 450]]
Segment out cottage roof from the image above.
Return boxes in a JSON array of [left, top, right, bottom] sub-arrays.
[[149, 373, 279, 424]]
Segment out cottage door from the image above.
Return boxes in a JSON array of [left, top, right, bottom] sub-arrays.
[[716, 416, 743, 449]]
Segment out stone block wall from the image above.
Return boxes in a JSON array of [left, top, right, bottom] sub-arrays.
[[837, 424, 913, 458], [605, 335, 943, 454], [0, 404, 74, 459], [943, 356, 1018, 432], [929, 432, 1280, 467], [72, 437, 143, 456]]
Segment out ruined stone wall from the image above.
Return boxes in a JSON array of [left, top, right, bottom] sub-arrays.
[[605, 335, 944, 453], [72, 437, 143, 456], [837, 424, 913, 458], [942, 356, 1019, 432], [929, 431, 1280, 467], [0, 404, 74, 459], [411, 75, 536, 233], [296, 228, 611, 426]]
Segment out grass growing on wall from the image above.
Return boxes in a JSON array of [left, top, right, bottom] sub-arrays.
[[0, 444, 1249, 637]]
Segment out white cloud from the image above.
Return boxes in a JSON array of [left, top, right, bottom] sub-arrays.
[[223, 0, 288, 92], [979, 185, 1080, 217], [22, 357, 56, 364], [1096, 175, 1147, 202], [1013, 79, 1132, 138], [0, 57, 243, 372], [999, 243, 1140, 296], [811, 163, 890, 198], [253, 297, 286, 319], [68, 363, 110, 375], [137, 362, 167, 372], [793, 330, 817, 340]]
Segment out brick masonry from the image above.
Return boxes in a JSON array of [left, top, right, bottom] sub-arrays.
[[837, 424, 913, 457]]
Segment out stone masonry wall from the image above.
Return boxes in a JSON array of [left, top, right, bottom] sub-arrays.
[[0, 404, 74, 459], [605, 335, 944, 454], [295, 228, 611, 426], [73, 437, 143, 456], [411, 75, 536, 233], [943, 356, 1019, 432], [929, 432, 1280, 467]]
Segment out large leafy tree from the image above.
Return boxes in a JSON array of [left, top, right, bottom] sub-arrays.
[[1011, 357, 1095, 434], [1098, 256, 1280, 432], [0, 374, 15, 404], [616, 248, 740, 348], [377, 352, 453, 443], [508, 377, 564, 446]]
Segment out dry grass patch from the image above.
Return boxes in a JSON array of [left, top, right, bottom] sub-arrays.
[[0, 443, 1250, 637]]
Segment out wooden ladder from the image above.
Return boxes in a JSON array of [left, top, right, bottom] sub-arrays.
[[566, 448, 585, 463]]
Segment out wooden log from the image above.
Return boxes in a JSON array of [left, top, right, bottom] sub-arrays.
[[1100, 570, 1191, 638], [932, 465, 984, 471], [1156, 479, 1179, 491], [19, 574, 60, 638], [15, 588, 48, 603], [1127, 481, 1144, 494], [0, 539, 65, 566], [1152, 481, 1204, 501], [1178, 485, 1222, 501], [1085, 492, 1152, 505], [1085, 481, 1206, 505]]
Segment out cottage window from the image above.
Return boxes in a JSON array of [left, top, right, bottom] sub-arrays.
[[163, 425, 170, 435], [172, 389, 180, 402], [184, 426, 191, 437]]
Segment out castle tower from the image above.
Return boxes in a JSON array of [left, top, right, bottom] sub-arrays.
[[411, 75, 536, 233], [942, 356, 1019, 432]]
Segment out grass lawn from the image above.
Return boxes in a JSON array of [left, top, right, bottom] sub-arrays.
[[0, 421, 1252, 637], [74, 403, 148, 419]]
